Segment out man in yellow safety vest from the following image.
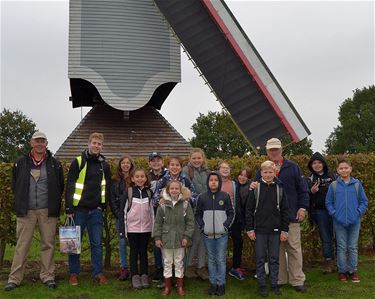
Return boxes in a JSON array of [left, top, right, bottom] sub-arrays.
[[65, 132, 111, 285]]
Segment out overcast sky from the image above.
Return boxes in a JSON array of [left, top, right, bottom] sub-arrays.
[[1, 0, 374, 154]]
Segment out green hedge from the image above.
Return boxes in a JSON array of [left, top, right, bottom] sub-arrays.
[[0, 154, 374, 266]]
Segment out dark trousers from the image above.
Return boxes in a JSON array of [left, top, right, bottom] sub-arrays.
[[255, 233, 280, 287], [230, 221, 244, 269], [127, 232, 151, 276], [312, 209, 334, 259], [153, 244, 163, 270]]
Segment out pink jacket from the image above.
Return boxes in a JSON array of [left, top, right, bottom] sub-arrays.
[[125, 187, 154, 234]]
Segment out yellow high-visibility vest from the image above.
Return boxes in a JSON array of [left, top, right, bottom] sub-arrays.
[[73, 156, 106, 206]]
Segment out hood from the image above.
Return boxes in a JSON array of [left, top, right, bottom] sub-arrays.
[[83, 149, 105, 162], [162, 186, 191, 203], [308, 152, 328, 174], [206, 171, 222, 194]]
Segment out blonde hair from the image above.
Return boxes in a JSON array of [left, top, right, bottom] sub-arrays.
[[166, 180, 182, 195], [260, 160, 276, 171], [88, 132, 104, 143], [190, 148, 207, 166]]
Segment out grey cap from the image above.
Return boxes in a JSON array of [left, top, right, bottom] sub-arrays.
[[31, 131, 47, 140]]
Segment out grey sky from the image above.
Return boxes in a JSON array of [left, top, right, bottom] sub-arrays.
[[1, 0, 374, 154]]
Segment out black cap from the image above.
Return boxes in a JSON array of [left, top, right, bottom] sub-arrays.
[[149, 152, 163, 161]]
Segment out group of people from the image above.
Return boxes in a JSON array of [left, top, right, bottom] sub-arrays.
[[4, 132, 368, 298]]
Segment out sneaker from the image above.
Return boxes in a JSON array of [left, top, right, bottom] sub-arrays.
[[239, 267, 247, 276], [69, 274, 78, 286], [4, 282, 18, 291], [229, 268, 245, 281], [196, 267, 209, 280], [156, 279, 165, 289], [350, 272, 360, 283], [339, 272, 348, 282], [152, 267, 163, 282], [132, 275, 142, 290], [44, 280, 57, 289], [141, 274, 149, 289], [185, 265, 198, 279], [95, 274, 107, 285], [271, 285, 282, 296], [118, 267, 129, 281], [258, 286, 268, 297], [323, 259, 334, 274]]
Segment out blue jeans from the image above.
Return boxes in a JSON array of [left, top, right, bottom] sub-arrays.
[[334, 221, 360, 274], [115, 218, 128, 269], [312, 209, 334, 259], [69, 209, 103, 276], [204, 234, 228, 286], [153, 244, 163, 270]]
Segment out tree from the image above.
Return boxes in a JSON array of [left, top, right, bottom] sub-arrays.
[[325, 86, 375, 154], [190, 110, 313, 158], [0, 109, 36, 162], [190, 110, 252, 158]]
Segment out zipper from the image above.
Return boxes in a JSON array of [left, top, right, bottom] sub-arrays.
[[140, 188, 143, 232], [345, 183, 347, 225], [212, 194, 216, 239]]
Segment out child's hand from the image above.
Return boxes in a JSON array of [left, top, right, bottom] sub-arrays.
[[249, 181, 258, 190], [311, 182, 320, 194], [280, 233, 288, 242], [247, 231, 256, 240], [155, 240, 163, 248], [159, 197, 165, 205], [181, 239, 188, 247]]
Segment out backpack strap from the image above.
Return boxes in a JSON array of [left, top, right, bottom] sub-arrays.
[[276, 184, 281, 211], [331, 180, 359, 202], [183, 200, 189, 216], [188, 165, 194, 181], [254, 183, 261, 215]]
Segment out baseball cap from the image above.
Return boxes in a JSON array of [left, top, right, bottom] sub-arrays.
[[31, 131, 47, 140], [149, 152, 163, 161], [265, 138, 282, 150]]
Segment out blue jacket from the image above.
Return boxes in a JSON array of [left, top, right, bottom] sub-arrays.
[[325, 177, 368, 227], [256, 158, 309, 223], [152, 171, 197, 208]]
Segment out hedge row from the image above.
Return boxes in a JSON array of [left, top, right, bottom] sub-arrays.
[[0, 154, 374, 266]]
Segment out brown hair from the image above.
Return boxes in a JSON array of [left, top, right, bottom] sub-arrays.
[[338, 159, 352, 167], [167, 156, 183, 167], [131, 167, 151, 188], [190, 148, 207, 166], [112, 155, 136, 187], [238, 167, 252, 179], [88, 132, 104, 143]]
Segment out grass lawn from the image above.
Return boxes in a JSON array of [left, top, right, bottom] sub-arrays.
[[1, 238, 374, 299]]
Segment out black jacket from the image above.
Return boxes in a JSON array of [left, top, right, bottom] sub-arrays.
[[306, 152, 336, 211], [195, 172, 235, 239], [109, 178, 127, 219], [12, 150, 64, 217], [65, 150, 111, 213], [255, 158, 309, 223], [234, 180, 250, 227], [245, 179, 289, 234]]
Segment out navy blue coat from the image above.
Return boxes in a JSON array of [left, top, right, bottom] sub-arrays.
[[256, 159, 309, 223]]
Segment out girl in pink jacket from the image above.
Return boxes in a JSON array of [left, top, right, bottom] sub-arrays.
[[118, 168, 154, 290]]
